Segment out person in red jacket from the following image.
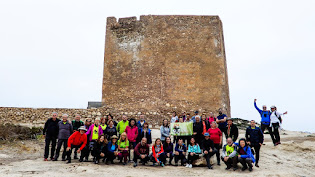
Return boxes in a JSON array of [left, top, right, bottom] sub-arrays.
[[66, 126, 87, 163], [150, 138, 166, 167], [125, 118, 138, 162], [207, 121, 223, 166]]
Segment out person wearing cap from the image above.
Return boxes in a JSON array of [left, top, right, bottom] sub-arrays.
[[246, 120, 264, 167], [54, 114, 73, 161], [216, 108, 228, 137], [225, 118, 239, 142], [200, 132, 216, 169], [254, 99, 272, 134], [270, 106, 287, 146], [207, 121, 222, 166], [66, 126, 87, 163], [106, 135, 119, 164], [221, 137, 238, 171], [191, 111, 199, 123]]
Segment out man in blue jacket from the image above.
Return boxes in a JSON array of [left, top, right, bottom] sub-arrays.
[[254, 99, 275, 144], [246, 120, 263, 167]]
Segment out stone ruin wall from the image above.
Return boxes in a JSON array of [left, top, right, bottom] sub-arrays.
[[102, 15, 230, 117]]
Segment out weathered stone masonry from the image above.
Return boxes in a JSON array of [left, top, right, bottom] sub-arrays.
[[102, 15, 230, 116]]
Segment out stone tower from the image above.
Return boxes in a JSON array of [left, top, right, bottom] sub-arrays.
[[102, 15, 230, 117]]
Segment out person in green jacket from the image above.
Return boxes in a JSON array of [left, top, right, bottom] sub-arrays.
[[117, 114, 129, 136]]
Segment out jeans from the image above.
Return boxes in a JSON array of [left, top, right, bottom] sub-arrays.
[[44, 136, 57, 159], [238, 157, 253, 168], [271, 123, 281, 143]]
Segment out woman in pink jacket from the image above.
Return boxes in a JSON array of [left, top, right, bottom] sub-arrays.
[[125, 118, 138, 162]]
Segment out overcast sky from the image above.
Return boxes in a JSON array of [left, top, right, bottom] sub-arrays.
[[0, 0, 314, 132]]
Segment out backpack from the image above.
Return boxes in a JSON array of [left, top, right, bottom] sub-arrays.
[[274, 112, 282, 123]]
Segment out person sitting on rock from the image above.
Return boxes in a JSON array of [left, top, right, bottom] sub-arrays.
[[93, 134, 107, 164], [66, 126, 87, 163], [186, 137, 201, 168], [163, 137, 174, 165], [200, 132, 216, 169], [207, 121, 222, 166], [106, 135, 119, 164], [235, 138, 255, 172], [221, 137, 238, 171], [133, 137, 150, 167], [149, 138, 166, 167], [174, 138, 187, 166]]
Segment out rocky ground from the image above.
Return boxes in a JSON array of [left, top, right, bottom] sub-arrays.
[[0, 128, 314, 177]]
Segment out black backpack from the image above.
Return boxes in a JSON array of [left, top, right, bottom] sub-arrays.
[[274, 112, 282, 123]]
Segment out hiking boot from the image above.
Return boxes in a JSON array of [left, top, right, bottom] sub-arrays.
[[133, 162, 138, 167], [249, 167, 253, 172], [67, 160, 71, 164], [233, 167, 238, 171], [79, 159, 83, 162], [225, 167, 231, 170], [242, 167, 248, 171], [174, 162, 178, 166], [255, 163, 259, 167], [217, 162, 221, 166], [123, 162, 126, 165], [208, 165, 213, 169]]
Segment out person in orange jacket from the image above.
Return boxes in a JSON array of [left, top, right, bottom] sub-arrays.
[[149, 138, 166, 167]]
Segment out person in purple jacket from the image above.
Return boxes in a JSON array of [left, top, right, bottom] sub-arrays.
[[85, 118, 103, 161], [163, 137, 174, 165]]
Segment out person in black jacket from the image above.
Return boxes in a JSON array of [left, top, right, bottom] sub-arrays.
[[225, 118, 239, 142], [245, 120, 264, 167], [138, 122, 152, 144], [200, 132, 216, 169], [43, 112, 60, 161], [71, 114, 84, 159], [193, 116, 203, 145], [104, 120, 117, 141], [93, 134, 108, 164]]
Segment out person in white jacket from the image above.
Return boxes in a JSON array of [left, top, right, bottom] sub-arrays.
[[269, 105, 287, 146]]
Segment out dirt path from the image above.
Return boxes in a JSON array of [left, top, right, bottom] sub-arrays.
[[0, 129, 314, 177]]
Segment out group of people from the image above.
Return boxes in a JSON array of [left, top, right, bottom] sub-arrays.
[[42, 99, 287, 172]]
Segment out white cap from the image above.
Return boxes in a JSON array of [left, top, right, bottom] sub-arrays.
[[270, 105, 276, 109]]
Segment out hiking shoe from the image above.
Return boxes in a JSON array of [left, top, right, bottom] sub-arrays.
[[123, 162, 126, 165], [79, 159, 83, 162], [242, 167, 248, 171], [233, 168, 238, 171], [249, 167, 253, 172], [217, 162, 221, 166], [208, 165, 213, 169], [225, 167, 231, 170], [185, 164, 189, 168], [74, 156, 78, 159], [133, 163, 137, 167], [161, 163, 165, 167], [62, 159, 66, 161], [52, 158, 58, 161], [174, 163, 178, 166], [44, 158, 48, 161], [255, 163, 259, 167], [67, 160, 71, 164]]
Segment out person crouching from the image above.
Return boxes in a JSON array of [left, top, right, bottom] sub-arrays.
[[106, 135, 119, 164], [235, 138, 255, 172], [93, 134, 108, 164], [66, 126, 87, 163], [133, 137, 150, 167], [221, 137, 238, 171]]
